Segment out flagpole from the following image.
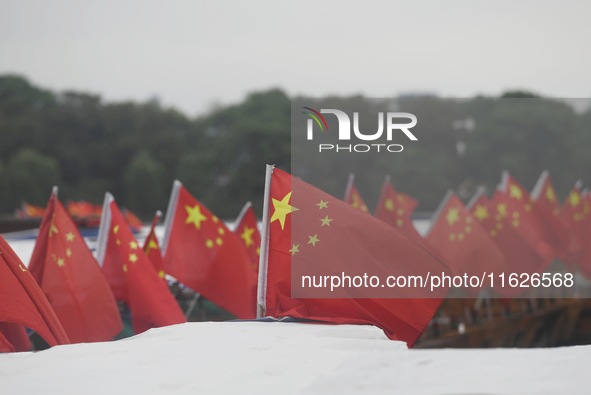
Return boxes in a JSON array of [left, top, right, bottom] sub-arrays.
[[161, 180, 181, 255], [344, 173, 355, 201], [256, 164, 274, 318], [96, 192, 114, 266], [234, 201, 253, 231]]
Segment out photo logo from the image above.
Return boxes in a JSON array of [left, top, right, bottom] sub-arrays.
[[303, 107, 418, 153]]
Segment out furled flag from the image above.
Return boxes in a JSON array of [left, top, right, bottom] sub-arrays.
[[28, 189, 122, 343], [233, 202, 261, 273], [143, 210, 166, 280], [0, 234, 70, 348], [468, 190, 547, 296], [374, 176, 424, 242], [560, 183, 591, 275], [0, 322, 31, 352], [530, 171, 570, 257], [426, 191, 505, 282], [96, 194, 186, 334], [161, 181, 257, 319], [258, 166, 449, 347], [344, 173, 369, 212]]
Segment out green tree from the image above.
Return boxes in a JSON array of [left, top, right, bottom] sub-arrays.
[[123, 150, 168, 217]]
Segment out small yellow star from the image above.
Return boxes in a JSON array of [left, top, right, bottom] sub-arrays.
[[129, 241, 138, 250], [66, 248, 72, 258], [129, 253, 138, 263], [216, 237, 223, 246], [474, 205, 489, 221], [218, 227, 225, 236], [240, 226, 255, 247], [212, 216, 219, 223], [320, 215, 333, 227], [56, 257, 65, 268], [158, 270, 166, 279], [66, 232, 75, 242], [256, 247, 260, 256], [308, 234, 320, 247], [206, 239, 214, 248], [385, 198, 394, 211], [545, 186, 556, 202], [113, 225, 120, 234], [497, 203, 508, 217], [316, 200, 329, 210], [289, 244, 300, 256], [569, 191, 580, 207]]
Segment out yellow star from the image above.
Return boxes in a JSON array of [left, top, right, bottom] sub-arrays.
[[146, 237, 158, 252], [129, 253, 138, 263], [66, 232, 75, 242], [216, 237, 223, 246], [497, 203, 508, 217], [474, 205, 489, 221], [509, 184, 522, 200], [289, 244, 300, 255], [446, 207, 460, 226], [206, 239, 214, 248], [123, 264, 128, 273], [320, 215, 333, 227], [385, 198, 395, 211], [240, 226, 255, 247], [218, 227, 225, 236], [113, 225, 120, 234], [316, 200, 329, 210], [66, 248, 72, 258], [212, 216, 219, 223], [256, 247, 260, 256], [396, 219, 403, 227], [569, 191, 580, 207], [271, 192, 298, 230], [158, 270, 166, 279], [545, 186, 556, 202], [57, 257, 65, 268], [308, 234, 320, 247], [129, 241, 138, 250], [185, 205, 207, 230]]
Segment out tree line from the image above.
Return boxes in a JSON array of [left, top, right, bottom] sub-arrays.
[[0, 75, 589, 219]]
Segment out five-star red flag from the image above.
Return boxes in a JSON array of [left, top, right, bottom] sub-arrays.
[[0, 234, 69, 348], [28, 190, 122, 343], [496, 172, 555, 264], [530, 171, 570, 257], [344, 174, 369, 213], [233, 202, 261, 273], [97, 194, 186, 334], [162, 181, 257, 319], [374, 176, 424, 242], [468, 191, 546, 296], [426, 191, 505, 281], [560, 184, 591, 276], [259, 166, 448, 347], [143, 210, 166, 281]]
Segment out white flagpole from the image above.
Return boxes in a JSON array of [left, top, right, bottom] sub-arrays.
[[256, 164, 274, 318], [344, 173, 355, 201], [161, 180, 181, 255], [95, 192, 114, 266], [234, 201, 253, 231]]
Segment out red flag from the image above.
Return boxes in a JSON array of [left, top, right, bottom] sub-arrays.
[[28, 190, 122, 343], [142, 211, 166, 280], [496, 172, 555, 264], [530, 171, 570, 257], [0, 330, 14, 352], [344, 174, 369, 212], [260, 166, 447, 347], [426, 192, 505, 280], [374, 176, 424, 242], [97, 194, 186, 334], [162, 181, 257, 319], [560, 184, 591, 275], [0, 322, 31, 352], [233, 202, 261, 273], [0, 235, 70, 347], [468, 191, 547, 296]]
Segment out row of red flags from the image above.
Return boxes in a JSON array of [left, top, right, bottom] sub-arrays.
[[2, 167, 590, 352]]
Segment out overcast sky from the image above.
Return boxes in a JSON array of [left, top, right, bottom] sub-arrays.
[[1, 1, 589, 116]]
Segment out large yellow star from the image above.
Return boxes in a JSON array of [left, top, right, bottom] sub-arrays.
[[185, 204, 207, 230], [474, 205, 489, 221], [545, 186, 556, 202], [569, 191, 580, 207], [271, 192, 298, 230], [240, 226, 255, 247], [446, 207, 460, 226], [385, 198, 395, 212], [509, 184, 522, 200]]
